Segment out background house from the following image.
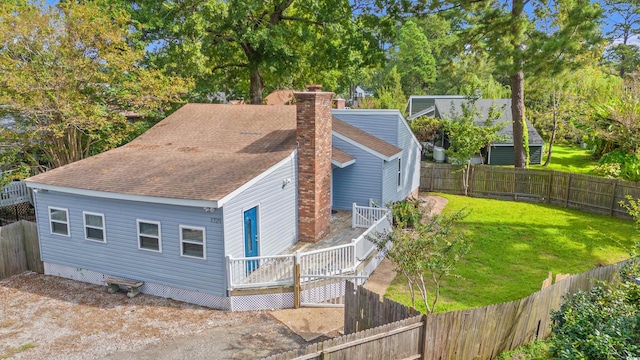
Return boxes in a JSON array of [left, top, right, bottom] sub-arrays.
[[26, 87, 420, 309], [433, 99, 544, 165]]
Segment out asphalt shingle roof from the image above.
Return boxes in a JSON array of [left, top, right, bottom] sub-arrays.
[[28, 104, 402, 202]]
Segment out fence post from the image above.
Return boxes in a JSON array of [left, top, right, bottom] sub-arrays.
[[352, 203, 357, 228], [564, 173, 572, 208], [294, 262, 301, 309], [546, 171, 553, 204], [430, 164, 435, 192], [609, 180, 618, 216]]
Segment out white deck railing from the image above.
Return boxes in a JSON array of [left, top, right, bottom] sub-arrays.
[[297, 243, 356, 276], [226, 254, 294, 289], [0, 182, 31, 207], [352, 203, 389, 228], [352, 211, 392, 261], [226, 205, 392, 290]]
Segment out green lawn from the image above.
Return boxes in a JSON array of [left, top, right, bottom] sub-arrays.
[[385, 194, 638, 314], [530, 144, 598, 175]]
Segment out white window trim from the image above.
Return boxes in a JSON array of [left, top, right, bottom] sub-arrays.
[[397, 157, 402, 189], [83, 211, 106, 243], [48, 206, 70, 237], [179, 225, 206, 260], [136, 219, 162, 253]]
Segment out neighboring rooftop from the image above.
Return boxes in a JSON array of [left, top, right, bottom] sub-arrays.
[[434, 99, 544, 146], [332, 117, 402, 160]]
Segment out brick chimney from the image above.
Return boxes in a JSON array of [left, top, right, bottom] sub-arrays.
[[332, 98, 346, 109], [294, 85, 334, 243]]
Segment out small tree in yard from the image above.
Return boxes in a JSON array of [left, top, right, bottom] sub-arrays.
[[442, 101, 507, 195], [375, 199, 471, 314]]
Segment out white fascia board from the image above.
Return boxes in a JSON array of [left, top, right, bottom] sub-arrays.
[[217, 149, 297, 207], [331, 158, 356, 168], [332, 132, 401, 161], [25, 181, 220, 208]]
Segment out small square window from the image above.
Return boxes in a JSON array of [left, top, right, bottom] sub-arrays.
[[180, 226, 206, 259], [83, 212, 105, 242], [49, 207, 69, 236], [137, 220, 161, 252]]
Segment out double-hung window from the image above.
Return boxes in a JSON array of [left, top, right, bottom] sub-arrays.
[[137, 220, 161, 252], [83, 212, 105, 242], [49, 207, 69, 236], [180, 225, 206, 259]]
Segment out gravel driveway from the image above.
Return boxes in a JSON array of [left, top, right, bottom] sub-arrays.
[[0, 273, 307, 359]]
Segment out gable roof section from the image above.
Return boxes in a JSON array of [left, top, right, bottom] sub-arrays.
[[331, 147, 355, 168], [332, 117, 402, 161], [27, 104, 298, 206], [434, 99, 544, 146]]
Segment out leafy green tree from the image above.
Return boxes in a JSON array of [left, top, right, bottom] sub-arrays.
[[375, 199, 471, 314], [442, 100, 507, 195], [431, 0, 603, 168], [604, 0, 640, 77], [360, 66, 406, 111], [127, 0, 386, 104], [396, 20, 436, 95], [0, 1, 190, 170]]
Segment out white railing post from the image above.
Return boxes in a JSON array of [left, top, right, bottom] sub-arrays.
[[226, 255, 233, 291], [352, 203, 357, 228], [351, 238, 357, 268]]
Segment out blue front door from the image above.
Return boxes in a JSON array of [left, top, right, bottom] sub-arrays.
[[244, 206, 259, 273]]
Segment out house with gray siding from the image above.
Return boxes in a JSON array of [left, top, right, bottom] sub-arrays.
[[432, 98, 544, 165], [26, 86, 421, 310]]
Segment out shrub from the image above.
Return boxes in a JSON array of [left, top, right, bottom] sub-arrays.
[[389, 198, 424, 228], [549, 262, 640, 359], [597, 149, 640, 181]]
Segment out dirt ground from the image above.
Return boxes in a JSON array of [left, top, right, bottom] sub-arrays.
[[0, 273, 307, 360], [0, 194, 448, 360]]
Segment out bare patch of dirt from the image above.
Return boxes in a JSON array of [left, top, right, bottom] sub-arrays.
[[0, 273, 306, 360]]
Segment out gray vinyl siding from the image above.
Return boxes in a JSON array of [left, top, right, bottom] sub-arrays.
[[382, 115, 422, 204], [488, 145, 543, 165], [222, 153, 297, 259], [332, 111, 398, 146], [332, 136, 383, 210], [33, 191, 227, 296], [381, 159, 399, 205]]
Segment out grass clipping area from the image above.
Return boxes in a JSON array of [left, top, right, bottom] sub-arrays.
[[386, 194, 637, 314]]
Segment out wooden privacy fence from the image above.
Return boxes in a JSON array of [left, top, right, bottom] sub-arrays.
[[265, 260, 628, 360], [421, 163, 640, 219], [0, 220, 42, 280], [344, 280, 417, 334], [263, 315, 425, 360]]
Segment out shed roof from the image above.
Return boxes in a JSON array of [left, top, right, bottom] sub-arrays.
[[332, 117, 402, 159], [434, 99, 544, 146]]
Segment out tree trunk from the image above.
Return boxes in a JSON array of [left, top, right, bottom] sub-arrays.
[[511, 71, 526, 168], [511, 0, 526, 168], [543, 89, 558, 167], [249, 67, 264, 104]]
